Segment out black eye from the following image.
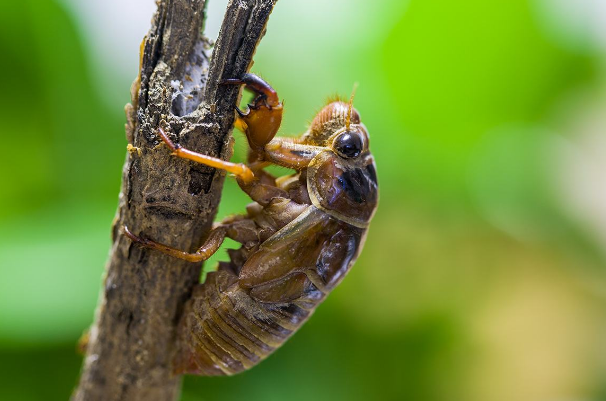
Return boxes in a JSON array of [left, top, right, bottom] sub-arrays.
[[334, 132, 363, 158]]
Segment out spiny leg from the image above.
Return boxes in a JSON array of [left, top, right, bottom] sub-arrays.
[[157, 127, 255, 185], [158, 127, 286, 206], [124, 225, 228, 263]]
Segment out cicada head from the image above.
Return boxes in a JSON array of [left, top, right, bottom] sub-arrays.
[[305, 100, 378, 228], [303, 100, 361, 146]]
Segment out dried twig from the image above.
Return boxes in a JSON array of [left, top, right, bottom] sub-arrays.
[[73, 1, 277, 399]]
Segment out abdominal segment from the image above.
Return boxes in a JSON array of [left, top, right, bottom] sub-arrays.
[[173, 270, 314, 376]]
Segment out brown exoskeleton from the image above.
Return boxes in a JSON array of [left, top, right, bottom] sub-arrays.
[[124, 73, 378, 375]]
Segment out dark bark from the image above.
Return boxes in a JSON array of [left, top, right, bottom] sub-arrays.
[[73, 1, 277, 400]]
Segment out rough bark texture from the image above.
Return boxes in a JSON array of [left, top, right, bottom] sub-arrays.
[[73, 1, 277, 400]]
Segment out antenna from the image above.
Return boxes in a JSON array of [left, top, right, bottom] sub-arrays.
[[345, 82, 358, 131]]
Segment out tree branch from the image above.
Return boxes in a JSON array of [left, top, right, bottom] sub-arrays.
[[73, 1, 277, 400]]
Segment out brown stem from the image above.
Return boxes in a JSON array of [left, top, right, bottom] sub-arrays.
[[72, 1, 277, 400]]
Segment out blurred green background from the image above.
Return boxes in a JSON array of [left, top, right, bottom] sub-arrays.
[[1, 0, 606, 400]]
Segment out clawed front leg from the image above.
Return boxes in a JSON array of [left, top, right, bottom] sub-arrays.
[[222, 73, 283, 159], [221, 74, 323, 170]]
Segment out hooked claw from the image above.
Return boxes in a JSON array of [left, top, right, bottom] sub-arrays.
[[220, 73, 283, 158]]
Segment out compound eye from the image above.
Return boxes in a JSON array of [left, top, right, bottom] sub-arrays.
[[334, 131, 363, 159]]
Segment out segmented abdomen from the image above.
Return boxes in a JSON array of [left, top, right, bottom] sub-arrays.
[[173, 205, 365, 376], [173, 270, 317, 376]]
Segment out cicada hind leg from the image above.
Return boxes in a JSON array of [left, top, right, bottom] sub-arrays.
[[123, 225, 228, 263]]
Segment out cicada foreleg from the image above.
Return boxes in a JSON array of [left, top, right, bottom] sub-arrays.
[[221, 73, 325, 171], [222, 73, 283, 160], [261, 139, 325, 170]]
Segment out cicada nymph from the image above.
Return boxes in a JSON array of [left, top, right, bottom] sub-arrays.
[[125, 74, 378, 375]]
